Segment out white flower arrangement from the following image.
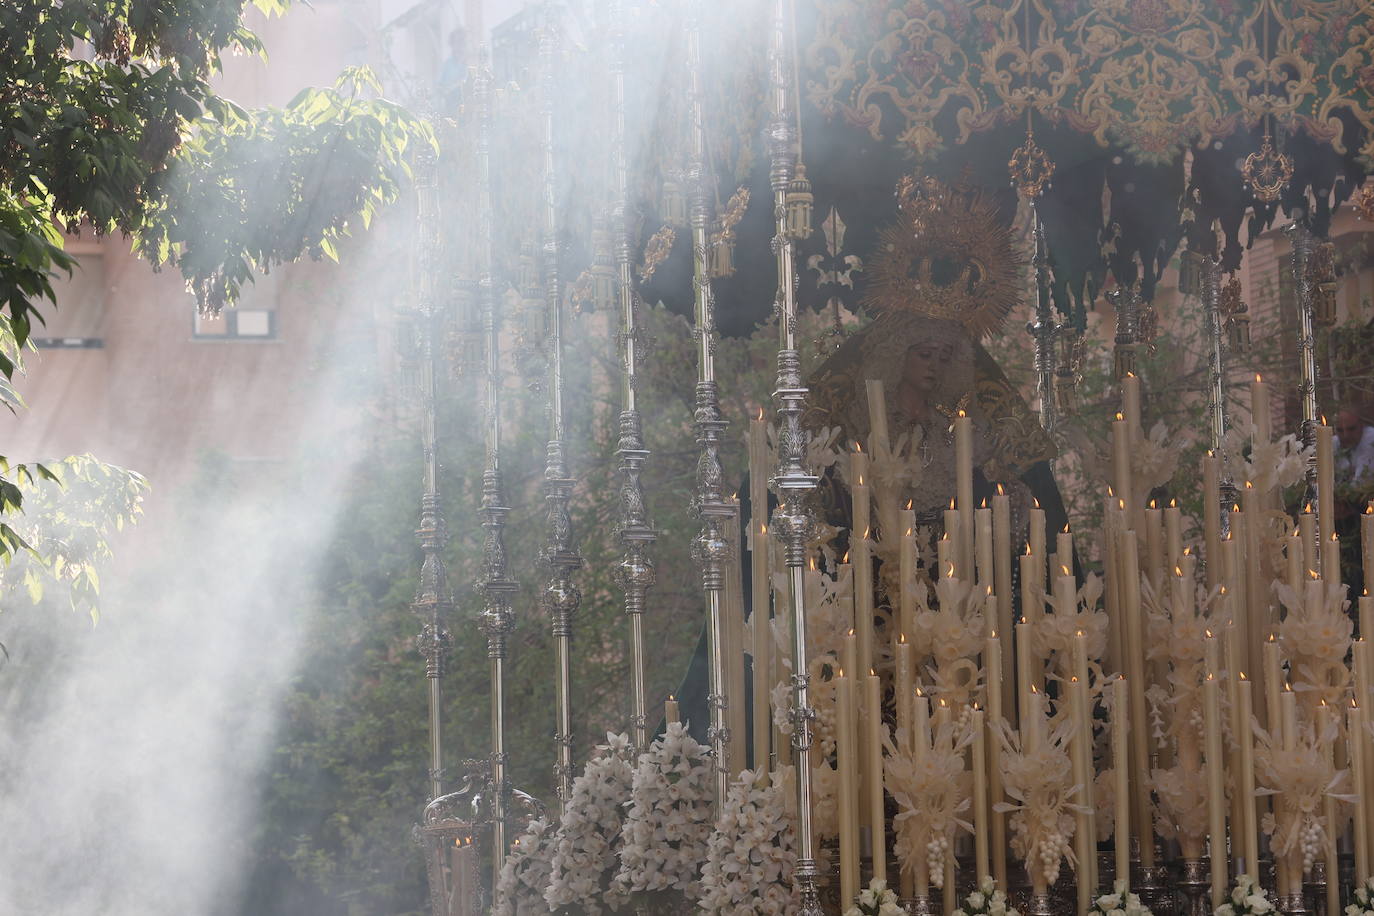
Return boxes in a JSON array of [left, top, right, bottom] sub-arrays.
[[614, 722, 714, 900], [1220, 422, 1310, 495], [1344, 876, 1374, 916], [544, 732, 636, 915], [699, 766, 799, 915], [494, 817, 556, 916], [1275, 577, 1353, 708], [1152, 763, 1209, 856], [994, 717, 1087, 887], [951, 876, 1020, 916], [844, 877, 905, 916], [883, 716, 972, 889], [1214, 873, 1276, 916], [1089, 879, 1152, 916], [1254, 716, 1349, 875]]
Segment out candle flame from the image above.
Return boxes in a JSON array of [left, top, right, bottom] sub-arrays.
[[1285, 682, 1293, 692], [1322, 414, 1328, 426], [1063, 523, 1071, 533], [669, 694, 675, 701], [997, 483, 1005, 495], [1232, 504, 1241, 513], [855, 442, 863, 453], [1183, 546, 1192, 556], [1149, 498, 1157, 509], [1033, 497, 1040, 509], [905, 528, 913, 537], [1061, 564, 1071, 576], [1175, 566, 1183, 576], [1268, 633, 1276, 642], [862, 527, 870, 539], [1118, 498, 1126, 510], [1245, 480, 1254, 489], [1206, 449, 1214, 458], [1030, 683, 1039, 694], [916, 686, 924, 697], [939, 697, 948, 707], [1025, 543, 1032, 556], [1239, 671, 1248, 680], [858, 475, 864, 486], [991, 629, 998, 638], [1309, 568, 1319, 579], [1115, 412, 1124, 421], [946, 562, 956, 578], [1366, 502, 1374, 514], [1076, 628, 1085, 637], [731, 491, 738, 500], [1331, 532, 1340, 542], [1255, 373, 1263, 383], [986, 584, 994, 596], [1320, 697, 1328, 707], [1107, 485, 1115, 497], [1207, 673, 1215, 682], [757, 407, 764, 421], [958, 409, 966, 418], [810, 556, 818, 571], [1205, 629, 1214, 638], [841, 551, 849, 564], [1354, 697, 1360, 709], [848, 628, 855, 636], [870, 668, 876, 677], [950, 498, 957, 510], [899, 633, 907, 644], [940, 533, 949, 542], [906, 499, 913, 510], [1304, 502, 1314, 514], [1127, 371, 1136, 378], [1219, 586, 1228, 595], [837, 667, 844, 677], [980, 497, 988, 509], [761, 523, 768, 535], [1071, 675, 1079, 683]]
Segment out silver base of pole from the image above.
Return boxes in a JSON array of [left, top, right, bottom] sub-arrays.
[[1179, 858, 1210, 916], [903, 894, 934, 916]]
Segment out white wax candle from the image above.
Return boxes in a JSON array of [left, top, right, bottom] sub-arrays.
[[972, 708, 990, 883], [665, 695, 680, 724], [1238, 676, 1259, 880], [1112, 414, 1132, 515], [1352, 699, 1370, 885], [835, 671, 859, 905], [865, 671, 886, 883], [956, 412, 974, 579], [1203, 670, 1227, 907], [1317, 420, 1335, 556], [1165, 500, 1183, 573], [1203, 452, 1221, 593], [976, 504, 994, 591], [1251, 374, 1271, 448], [866, 379, 890, 455], [1112, 677, 1131, 890]]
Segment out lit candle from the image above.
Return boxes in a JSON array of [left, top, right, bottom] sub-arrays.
[[1203, 451, 1221, 593], [1282, 685, 1298, 751], [1263, 636, 1283, 738], [1120, 531, 1155, 869], [895, 634, 913, 750], [1016, 617, 1037, 727], [1027, 685, 1044, 752], [665, 694, 680, 724], [1020, 548, 1043, 626], [1352, 698, 1370, 885], [1070, 673, 1094, 914], [1112, 677, 1131, 890], [977, 501, 994, 591], [1287, 527, 1304, 595], [1030, 499, 1047, 594], [1362, 590, 1373, 643], [972, 707, 990, 883], [1322, 533, 1340, 586], [1251, 374, 1271, 450], [994, 485, 1013, 648], [956, 411, 974, 581], [1317, 419, 1335, 559], [865, 669, 886, 883], [1123, 372, 1143, 446], [1300, 504, 1318, 579], [899, 507, 917, 640], [937, 534, 953, 582], [1363, 505, 1374, 598], [1112, 412, 1132, 516], [1144, 501, 1164, 590], [835, 669, 859, 905], [1165, 499, 1183, 573], [1203, 668, 1227, 907], [1057, 524, 1075, 576], [725, 495, 747, 778], [852, 455, 873, 688]]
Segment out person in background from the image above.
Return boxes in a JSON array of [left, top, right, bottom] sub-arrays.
[[1335, 408, 1374, 486], [438, 27, 469, 108]]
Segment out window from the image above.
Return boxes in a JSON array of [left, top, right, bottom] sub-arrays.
[[34, 248, 105, 348], [192, 273, 279, 341]]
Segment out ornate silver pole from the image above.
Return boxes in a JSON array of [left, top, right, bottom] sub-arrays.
[[537, 22, 583, 809], [1200, 254, 1239, 520], [412, 120, 454, 805], [607, 0, 656, 753], [1028, 206, 1058, 433], [1285, 220, 1319, 498], [765, 0, 822, 911], [474, 47, 517, 880], [685, 0, 733, 805]]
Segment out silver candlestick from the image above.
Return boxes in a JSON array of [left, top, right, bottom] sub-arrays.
[[685, 0, 733, 806], [606, 0, 657, 755], [536, 22, 583, 810], [474, 47, 518, 883], [765, 0, 822, 912]]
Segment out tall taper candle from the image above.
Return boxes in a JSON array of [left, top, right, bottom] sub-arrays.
[[836, 669, 859, 905], [1251, 374, 1271, 451], [865, 670, 886, 882], [1030, 499, 1047, 595], [1112, 413, 1132, 516], [977, 502, 994, 591], [1363, 505, 1374, 602], [1121, 531, 1155, 868], [986, 633, 1007, 889], [1238, 674, 1259, 879], [1145, 502, 1164, 590], [666, 695, 680, 724], [900, 507, 917, 640], [1070, 673, 1094, 914], [956, 411, 974, 578], [1317, 419, 1335, 569], [1112, 677, 1131, 890], [866, 379, 891, 456], [895, 634, 913, 749], [1352, 698, 1370, 884], [1165, 499, 1183, 574], [972, 707, 991, 883], [1300, 505, 1318, 577], [1203, 670, 1227, 906], [1058, 525, 1075, 576], [1203, 452, 1222, 592]]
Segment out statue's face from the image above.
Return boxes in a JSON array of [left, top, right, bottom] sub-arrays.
[[901, 341, 953, 396]]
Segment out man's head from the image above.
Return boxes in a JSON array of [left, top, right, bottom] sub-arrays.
[[1336, 409, 1364, 446]]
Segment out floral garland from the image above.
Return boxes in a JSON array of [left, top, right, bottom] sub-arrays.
[[614, 722, 714, 900], [1215, 874, 1277, 916], [1345, 877, 1374, 916], [544, 732, 635, 915], [1089, 880, 1152, 916], [699, 767, 799, 915], [844, 877, 904, 916], [494, 817, 556, 916], [951, 877, 1020, 916]]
